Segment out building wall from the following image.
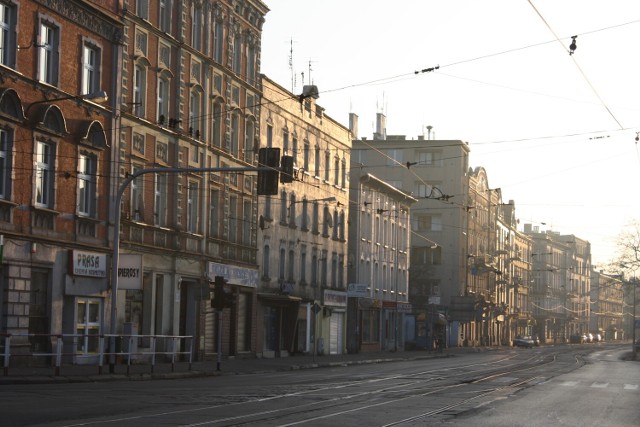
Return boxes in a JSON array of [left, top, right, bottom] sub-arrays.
[[114, 0, 268, 359], [0, 0, 121, 359], [256, 76, 351, 357]]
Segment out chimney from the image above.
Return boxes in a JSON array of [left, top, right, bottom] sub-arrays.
[[374, 112, 386, 140], [523, 223, 532, 233], [349, 113, 359, 140]]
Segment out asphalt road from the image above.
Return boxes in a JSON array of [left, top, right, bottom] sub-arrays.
[[1, 343, 637, 426]]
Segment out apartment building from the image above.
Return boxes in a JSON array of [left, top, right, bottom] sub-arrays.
[[115, 0, 268, 359], [590, 270, 624, 340], [0, 0, 121, 361], [346, 170, 416, 353], [524, 225, 592, 343], [257, 76, 351, 357], [350, 113, 470, 348]]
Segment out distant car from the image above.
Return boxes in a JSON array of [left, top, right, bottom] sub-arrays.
[[514, 336, 534, 348], [569, 334, 585, 344], [593, 333, 603, 342]]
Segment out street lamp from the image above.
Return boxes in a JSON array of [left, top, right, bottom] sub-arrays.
[[25, 90, 109, 115]]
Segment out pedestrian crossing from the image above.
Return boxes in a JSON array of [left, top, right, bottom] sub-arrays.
[[559, 380, 639, 390]]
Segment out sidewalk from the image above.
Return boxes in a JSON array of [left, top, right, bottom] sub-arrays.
[[0, 348, 473, 385]]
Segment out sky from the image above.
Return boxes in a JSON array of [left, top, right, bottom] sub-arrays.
[[260, 0, 640, 267]]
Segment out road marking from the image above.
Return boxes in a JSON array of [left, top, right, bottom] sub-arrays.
[[623, 384, 639, 390], [591, 382, 609, 388], [560, 381, 579, 387]]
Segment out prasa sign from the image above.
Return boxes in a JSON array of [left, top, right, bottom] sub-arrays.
[[69, 250, 107, 278]]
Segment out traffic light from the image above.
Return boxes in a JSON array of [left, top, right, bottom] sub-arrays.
[[212, 275, 225, 310], [257, 147, 280, 195], [280, 155, 294, 183], [223, 290, 237, 308]]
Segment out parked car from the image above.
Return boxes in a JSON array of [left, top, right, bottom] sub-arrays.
[[593, 333, 603, 342], [514, 336, 535, 348], [585, 333, 594, 343]]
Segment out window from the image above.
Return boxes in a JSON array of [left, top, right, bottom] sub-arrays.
[[267, 125, 273, 148], [311, 248, 318, 285], [415, 214, 442, 231], [192, 4, 202, 50], [338, 254, 344, 288], [334, 157, 339, 185], [131, 165, 144, 221], [331, 252, 337, 287], [233, 33, 242, 74], [303, 140, 310, 171], [230, 112, 239, 156], [287, 249, 294, 282], [157, 76, 170, 123], [301, 199, 308, 230], [214, 18, 224, 64], [82, 42, 101, 96], [35, 141, 54, 208], [312, 202, 319, 234], [341, 159, 346, 188], [300, 245, 307, 284], [247, 43, 256, 85], [322, 205, 330, 236], [209, 188, 220, 236], [136, 0, 149, 19], [212, 102, 223, 147], [279, 190, 287, 224], [229, 195, 237, 242], [244, 119, 255, 161], [0, 128, 12, 199], [154, 174, 167, 227], [288, 193, 296, 227], [187, 182, 199, 233], [243, 200, 251, 245], [38, 21, 60, 85], [159, 0, 171, 32], [133, 64, 146, 116], [278, 247, 285, 282], [386, 149, 402, 166], [292, 136, 298, 166], [283, 130, 289, 154], [0, 2, 17, 68], [78, 152, 97, 217], [189, 89, 202, 138], [324, 151, 330, 181], [415, 182, 429, 198], [418, 151, 442, 166]]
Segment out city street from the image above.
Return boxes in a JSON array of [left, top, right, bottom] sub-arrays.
[[1, 343, 637, 426]]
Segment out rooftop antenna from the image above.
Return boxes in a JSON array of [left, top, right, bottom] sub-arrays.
[[289, 38, 296, 93]]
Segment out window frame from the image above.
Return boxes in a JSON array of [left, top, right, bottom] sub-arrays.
[[38, 19, 60, 86], [81, 39, 102, 96], [0, 127, 12, 200], [77, 150, 97, 217], [34, 139, 55, 208], [0, 1, 17, 68]]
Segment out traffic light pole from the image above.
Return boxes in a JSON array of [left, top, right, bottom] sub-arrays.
[[109, 166, 271, 373]]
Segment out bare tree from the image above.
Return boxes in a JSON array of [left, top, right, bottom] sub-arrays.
[[614, 220, 640, 274]]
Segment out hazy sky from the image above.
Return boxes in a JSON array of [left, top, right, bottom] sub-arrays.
[[260, 1, 640, 267]]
